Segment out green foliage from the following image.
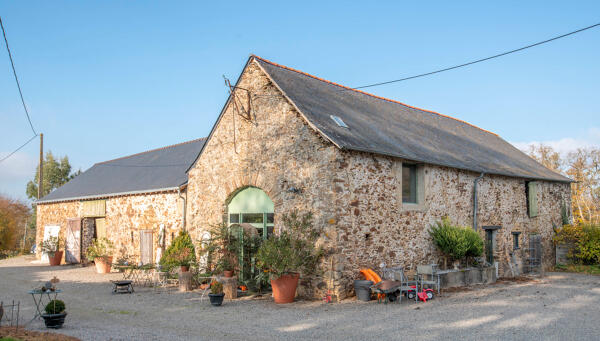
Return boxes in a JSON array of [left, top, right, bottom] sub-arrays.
[[39, 236, 63, 255], [555, 263, 600, 275], [160, 230, 196, 271], [429, 217, 483, 261], [255, 211, 323, 278], [199, 223, 247, 274], [44, 299, 65, 314], [85, 238, 114, 260], [26, 151, 80, 200], [554, 224, 600, 264], [578, 225, 600, 264], [210, 281, 223, 294]]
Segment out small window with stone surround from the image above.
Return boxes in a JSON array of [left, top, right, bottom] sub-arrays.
[[398, 162, 425, 210], [512, 231, 521, 250], [402, 164, 417, 203]]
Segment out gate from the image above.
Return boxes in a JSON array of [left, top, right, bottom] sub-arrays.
[[526, 234, 543, 274], [140, 230, 153, 265], [65, 219, 81, 263]]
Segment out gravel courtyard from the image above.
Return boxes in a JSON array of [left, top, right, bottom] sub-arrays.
[[1, 256, 599, 341]]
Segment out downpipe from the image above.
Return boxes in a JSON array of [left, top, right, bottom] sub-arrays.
[[178, 187, 187, 231], [473, 173, 485, 231]]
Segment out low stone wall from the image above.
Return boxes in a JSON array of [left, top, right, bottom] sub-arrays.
[[438, 266, 496, 288]]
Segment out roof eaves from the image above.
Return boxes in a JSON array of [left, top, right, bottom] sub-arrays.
[[344, 144, 572, 183], [36, 187, 180, 205]]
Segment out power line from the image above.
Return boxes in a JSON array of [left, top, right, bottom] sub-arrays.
[[0, 16, 37, 135], [352, 22, 600, 90], [0, 134, 38, 164]]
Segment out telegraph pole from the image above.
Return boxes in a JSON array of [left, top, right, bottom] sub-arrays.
[[38, 133, 43, 199]]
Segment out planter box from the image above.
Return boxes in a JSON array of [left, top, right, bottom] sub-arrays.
[[437, 266, 496, 288]]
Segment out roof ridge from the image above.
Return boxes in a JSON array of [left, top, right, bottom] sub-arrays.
[[251, 55, 498, 137], [96, 137, 207, 165]]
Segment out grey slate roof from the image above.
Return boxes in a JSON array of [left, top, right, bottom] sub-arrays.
[[37, 138, 206, 204], [254, 56, 570, 182]]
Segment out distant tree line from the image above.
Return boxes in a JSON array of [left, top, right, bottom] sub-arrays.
[[525, 144, 600, 225]]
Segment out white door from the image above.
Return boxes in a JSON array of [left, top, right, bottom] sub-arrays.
[[42, 225, 60, 263]]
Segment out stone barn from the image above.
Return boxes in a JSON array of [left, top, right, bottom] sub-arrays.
[[184, 56, 571, 298], [35, 138, 205, 264], [36, 55, 572, 299]]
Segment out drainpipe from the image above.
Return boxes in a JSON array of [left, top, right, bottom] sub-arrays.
[[178, 186, 187, 231], [473, 173, 485, 231]]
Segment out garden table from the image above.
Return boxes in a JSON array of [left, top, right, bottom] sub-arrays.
[[27, 289, 62, 324]]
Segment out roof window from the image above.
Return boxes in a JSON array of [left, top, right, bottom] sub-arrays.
[[330, 115, 348, 128]]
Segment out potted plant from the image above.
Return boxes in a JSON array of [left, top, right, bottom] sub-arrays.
[[86, 238, 115, 273], [218, 255, 236, 278], [201, 223, 240, 277], [40, 236, 63, 266], [159, 230, 197, 273], [41, 299, 67, 329], [208, 281, 225, 306], [174, 247, 193, 272], [256, 211, 323, 303]]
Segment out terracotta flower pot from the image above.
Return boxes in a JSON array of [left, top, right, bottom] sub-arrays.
[[94, 256, 113, 274], [180, 265, 189, 272], [271, 273, 300, 304], [48, 251, 63, 266], [223, 270, 234, 278]]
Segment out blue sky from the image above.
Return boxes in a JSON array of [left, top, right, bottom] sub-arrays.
[[1, 1, 599, 201]]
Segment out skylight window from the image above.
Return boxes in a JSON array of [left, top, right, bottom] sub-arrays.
[[330, 115, 348, 128]]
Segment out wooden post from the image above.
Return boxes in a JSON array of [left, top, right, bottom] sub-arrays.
[[38, 133, 43, 199]]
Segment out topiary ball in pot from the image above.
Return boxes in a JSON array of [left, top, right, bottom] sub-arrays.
[[42, 299, 67, 329]]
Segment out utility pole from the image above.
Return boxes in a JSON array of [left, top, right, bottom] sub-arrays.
[[38, 133, 43, 200]]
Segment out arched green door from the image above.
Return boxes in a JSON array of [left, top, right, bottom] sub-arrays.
[[227, 187, 274, 239], [227, 187, 274, 284]]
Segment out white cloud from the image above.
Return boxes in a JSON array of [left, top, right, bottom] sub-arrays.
[[511, 127, 600, 155]]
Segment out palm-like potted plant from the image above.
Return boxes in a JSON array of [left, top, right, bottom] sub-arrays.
[[40, 236, 63, 266], [255, 211, 323, 303], [208, 281, 225, 306], [86, 238, 115, 273], [41, 299, 67, 329]]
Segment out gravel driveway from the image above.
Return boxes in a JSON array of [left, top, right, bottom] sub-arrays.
[[1, 256, 599, 340]]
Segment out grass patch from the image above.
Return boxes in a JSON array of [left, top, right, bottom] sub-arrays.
[[555, 263, 600, 275]]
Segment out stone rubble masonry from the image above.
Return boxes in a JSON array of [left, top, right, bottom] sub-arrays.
[[36, 192, 184, 264], [186, 60, 571, 300]]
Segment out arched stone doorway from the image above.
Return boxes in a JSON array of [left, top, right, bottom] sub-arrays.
[[227, 187, 274, 239]]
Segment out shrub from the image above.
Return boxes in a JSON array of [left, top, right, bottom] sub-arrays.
[[255, 211, 323, 278], [429, 218, 483, 262], [554, 224, 600, 264], [577, 224, 600, 264], [160, 230, 196, 271], [44, 299, 65, 314], [210, 281, 223, 294], [85, 238, 114, 261]]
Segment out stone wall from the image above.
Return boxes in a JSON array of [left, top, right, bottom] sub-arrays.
[[36, 191, 184, 264], [186, 59, 571, 299]]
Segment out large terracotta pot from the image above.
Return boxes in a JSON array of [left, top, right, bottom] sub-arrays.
[[180, 265, 189, 272], [49, 251, 63, 266], [94, 256, 113, 274], [223, 270, 234, 278], [271, 273, 300, 304]]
